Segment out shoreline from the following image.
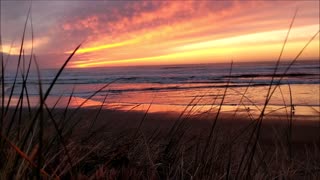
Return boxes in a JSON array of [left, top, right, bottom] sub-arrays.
[[4, 95, 320, 119]]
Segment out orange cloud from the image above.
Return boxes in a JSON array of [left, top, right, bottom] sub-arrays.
[[71, 31, 319, 68], [65, 39, 139, 54], [60, 1, 319, 68], [63, 15, 99, 32]]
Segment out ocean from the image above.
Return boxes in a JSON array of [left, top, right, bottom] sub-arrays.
[[2, 60, 320, 118]]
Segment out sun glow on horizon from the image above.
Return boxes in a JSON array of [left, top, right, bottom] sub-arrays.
[[65, 39, 139, 54], [70, 24, 319, 68]]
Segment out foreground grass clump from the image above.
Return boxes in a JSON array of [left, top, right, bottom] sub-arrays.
[[1, 107, 320, 179], [1, 8, 320, 179]]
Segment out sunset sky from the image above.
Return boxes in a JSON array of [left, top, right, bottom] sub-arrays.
[[1, 1, 319, 68]]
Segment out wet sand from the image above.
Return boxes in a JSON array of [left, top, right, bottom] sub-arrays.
[[3, 105, 319, 148], [30, 107, 319, 146]]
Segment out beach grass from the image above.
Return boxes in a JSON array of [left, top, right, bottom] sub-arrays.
[[0, 9, 320, 179]]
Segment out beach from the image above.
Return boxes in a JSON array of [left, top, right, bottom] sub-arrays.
[[43, 107, 319, 144], [2, 106, 320, 178]]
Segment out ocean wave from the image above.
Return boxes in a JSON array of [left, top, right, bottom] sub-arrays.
[[4, 73, 319, 85], [224, 73, 318, 78]]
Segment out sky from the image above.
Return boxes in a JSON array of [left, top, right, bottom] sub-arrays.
[[1, 0, 319, 68]]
